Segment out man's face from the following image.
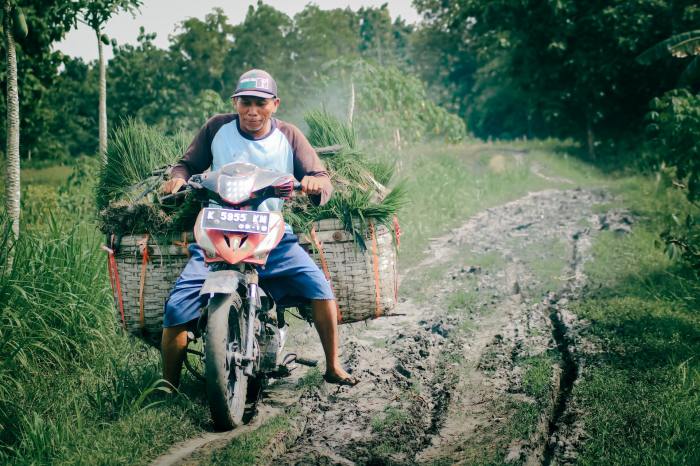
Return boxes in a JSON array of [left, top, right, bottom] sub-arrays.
[[234, 96, 280, 135]]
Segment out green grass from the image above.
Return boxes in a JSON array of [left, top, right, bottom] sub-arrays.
[[0, 165, 210, 464], [21, 165, 73, 186], [516, 238, 568, 298], [207, 413, 295, 466], [391, 141, 589, 269], [521, 354, 555, 406], [567, 177, 700, 466]]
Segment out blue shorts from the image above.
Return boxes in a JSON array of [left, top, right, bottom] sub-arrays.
[[163, 233, 334, 328]]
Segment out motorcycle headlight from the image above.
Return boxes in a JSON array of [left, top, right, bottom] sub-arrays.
[[218, 175, 255, 204]]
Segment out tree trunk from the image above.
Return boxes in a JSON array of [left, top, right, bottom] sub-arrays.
[[586, 111, 596, 160], [97, 29, 107, 161], [347, 80, 355, 126], [4, 1, 21, 241]]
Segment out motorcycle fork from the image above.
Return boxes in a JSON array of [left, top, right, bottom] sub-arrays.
[[243, 271, 259, 377]]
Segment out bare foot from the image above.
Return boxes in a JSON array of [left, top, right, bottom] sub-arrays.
[[323, 366, 359, 386]]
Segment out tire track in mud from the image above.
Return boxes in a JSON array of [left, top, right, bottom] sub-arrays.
[[152, 188, 622, 465], [268, 188, 614, 465]]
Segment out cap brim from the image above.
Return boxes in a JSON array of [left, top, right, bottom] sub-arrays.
[[231, 90, 276, 99]]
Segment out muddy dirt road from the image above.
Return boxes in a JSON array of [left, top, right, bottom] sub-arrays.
[[155, 187, 625, 465]]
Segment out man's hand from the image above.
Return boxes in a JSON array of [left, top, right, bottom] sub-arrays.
[[300, 176, 327, 195], [161, 177, 187, 195]]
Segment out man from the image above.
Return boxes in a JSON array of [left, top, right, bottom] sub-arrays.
[[160, 69, 357, 388]]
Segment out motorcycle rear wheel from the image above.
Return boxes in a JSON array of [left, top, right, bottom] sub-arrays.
[[205, 293, 248, 430]]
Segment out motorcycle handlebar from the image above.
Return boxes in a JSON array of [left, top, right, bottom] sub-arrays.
[[158, 186, 189, 203], [159, 179, 302, 203]]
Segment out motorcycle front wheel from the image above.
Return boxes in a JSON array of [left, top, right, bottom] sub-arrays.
[[205, 293, 248, 430]]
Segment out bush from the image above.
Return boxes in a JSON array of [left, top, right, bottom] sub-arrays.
[[646, 89, 700, 200], [645, 89, 700, 273]]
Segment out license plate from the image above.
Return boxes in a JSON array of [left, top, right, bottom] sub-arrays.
[[201, 208, 270, 234]]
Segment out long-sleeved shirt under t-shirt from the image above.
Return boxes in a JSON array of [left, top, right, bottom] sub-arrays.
[[171, 114, 333, 222]]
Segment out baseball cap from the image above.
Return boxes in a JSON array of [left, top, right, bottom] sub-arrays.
[[231, 69, 278, 99]]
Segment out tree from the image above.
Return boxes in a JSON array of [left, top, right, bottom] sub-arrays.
[[3, 0, 23, 240], [358, 4, 395, 65], [108, 28, 184, 128], [79, 0, 141, 161], [413, 0, 700, 150], [169, 8, 233, 97], [44, 55, 99, 157], [224, 1, 294, 94], [1, 0, 81, 240]]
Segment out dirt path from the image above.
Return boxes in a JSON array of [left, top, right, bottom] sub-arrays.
[[153, 187, 621, 465]]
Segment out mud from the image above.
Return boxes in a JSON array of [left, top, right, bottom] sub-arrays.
[[152, 188, 622, 465]]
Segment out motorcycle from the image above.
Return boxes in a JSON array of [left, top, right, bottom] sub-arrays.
[[162, 161, 316, 430]]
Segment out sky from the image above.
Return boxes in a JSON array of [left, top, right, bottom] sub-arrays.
[[56, 0, 422, 62]]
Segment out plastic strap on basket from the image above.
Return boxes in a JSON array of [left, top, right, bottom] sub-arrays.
[[309, 225, 343, 323], [369, 221, 382, 318], [173, 231, 191, 257], [137, 234, 150, 334], [102, 236, 126, 330], [392, 215, 401, 249]]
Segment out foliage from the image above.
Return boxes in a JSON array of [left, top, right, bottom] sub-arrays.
[[412, 0, 700, 145], [107, 28, 185, 129], [304, 109, 357, 149], [646, 89, 700, 200], [0, 0, 83, 160], [3, 2, 464, 162], [79, 0, 141, 31], [637, 29, 700, 86], [661, 213, 700, 275], [0, 205, 206, 463], [169, 8, 233, 96], [283, 110, 407, 247], [305, 59, 466, 144], [96, 118, 187, 211], [349, 61, 466, 143], [570, 182, 700, 464]]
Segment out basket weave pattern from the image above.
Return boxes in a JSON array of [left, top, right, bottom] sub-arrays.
[[106, 233, 192, 346], [298, 219, 398, 323]]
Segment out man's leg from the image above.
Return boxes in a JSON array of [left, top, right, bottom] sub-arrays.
[[161, 325, 189, 388], [311, 299, 354, 381], [161, 244, 209, 388]]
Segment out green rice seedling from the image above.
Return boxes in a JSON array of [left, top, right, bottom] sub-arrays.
[[284, 110, 406, 248], [305, 109, 357, 149], [96, 118, 188, 211]]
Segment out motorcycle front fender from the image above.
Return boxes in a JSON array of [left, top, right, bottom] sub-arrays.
[[200, 270, 245, 296]]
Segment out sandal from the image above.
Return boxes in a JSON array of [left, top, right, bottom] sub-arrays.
[[323, 372, 360, 386]]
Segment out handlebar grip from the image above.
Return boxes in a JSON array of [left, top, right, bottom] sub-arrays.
[[158, 188, 188, 203]]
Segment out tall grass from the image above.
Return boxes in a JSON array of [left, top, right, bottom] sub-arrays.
[[0, 170, 206, 464], [0, 213, 113, 451]]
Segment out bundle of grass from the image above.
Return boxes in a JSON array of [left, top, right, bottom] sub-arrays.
[[285, 110, 405, 249], [97, 118, 198, 236]]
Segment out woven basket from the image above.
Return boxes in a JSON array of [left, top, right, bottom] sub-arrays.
[[104, 219, 399, 345], [104, 232, 193, 347], [298, 218, 399, 323]]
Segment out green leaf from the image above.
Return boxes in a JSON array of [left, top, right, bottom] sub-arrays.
[[637, 30, 700, 65]]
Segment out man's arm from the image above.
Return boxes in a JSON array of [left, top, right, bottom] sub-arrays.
[[277, 121, 333, 206]]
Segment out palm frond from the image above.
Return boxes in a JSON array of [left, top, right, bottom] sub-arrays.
[[637, 30, 700, 65]]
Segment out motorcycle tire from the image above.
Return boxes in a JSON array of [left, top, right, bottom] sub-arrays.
[[205, 293, 248, 430]]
